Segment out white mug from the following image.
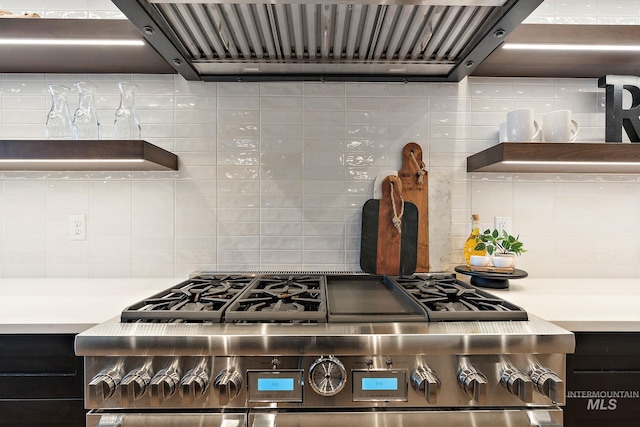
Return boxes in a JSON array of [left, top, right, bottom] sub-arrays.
[[542, 110, 579, 142], [506, 108, 540, 142]]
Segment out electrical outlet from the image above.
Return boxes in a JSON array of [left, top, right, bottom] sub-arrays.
[[69, 214, 86, 241], [494, 216, 511, 234]]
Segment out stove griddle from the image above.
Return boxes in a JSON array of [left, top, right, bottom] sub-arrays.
[[326, 275, 428, 322]]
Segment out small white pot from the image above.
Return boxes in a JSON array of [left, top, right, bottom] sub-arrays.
[[470, 255, 491, 267], [492, 253, 516, 268]]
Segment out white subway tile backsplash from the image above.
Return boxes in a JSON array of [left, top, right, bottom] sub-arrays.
[[261, 124, 302, 139], [303, 83, 345, 97], [303, 208, 345, 222], [470, 83, 513, 99], [303, 222, 344, 237], [217, 166, 259, 181], [260, 138, 303, 153], [261, 208, 302, 222], [218, 96, 260, 110], [87, 177, 131, 222], [89, 236, 132, 261], [303, 250, 345, 265], [217, 123, 260, 139], [261, 181, 302, 196], [347, 111, 388, 125], [430, 126, 471, 141], [304, 97, 346, 111], [218, 236, 259, 250], [3, 95, 45, 110], [217, 250, 259, 264], [303, 236, 345, 250], [261, 250, 302, 264], [132, 262, 175, 278], [303, 124, 345, 139], [261, 167, 303, 181], [303, 138, 344, 153], [261, 110, 303, 124], [217, 194, 261, 209], [1, 12, 639, 279], [217, 83, 260, 97], [217, 152, 261, 166], [2, 222, 46, 239], [216, 138, 259, 152], [260, 96, 302, 111], [217, 211, 261, 224], [174, 96, 216, 112], [260, 236, 302, 250], [261, 194, 303, 209], [387, 83, 430, 97], [345, 83, 389, 97], [174, 165, 216, 181], [260, 82, 303, 96], [132, 237, 174, 262], [304, 111, 344, 125]]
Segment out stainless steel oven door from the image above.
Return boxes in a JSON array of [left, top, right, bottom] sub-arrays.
[[86, 412, 246, 427], [249, 409, 564, 427]]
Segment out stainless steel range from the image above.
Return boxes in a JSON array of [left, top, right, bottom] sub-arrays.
[[75, 273, 575, 427]]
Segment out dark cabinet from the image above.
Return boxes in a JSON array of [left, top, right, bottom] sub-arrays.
[[0, 334, 85, 427], [564, 332, 640, 427]]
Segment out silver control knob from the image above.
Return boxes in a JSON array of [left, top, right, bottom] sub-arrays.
[[411, 366, 441, 404], [530, 366, 564, 403], [150, 362, 181, 406], [500, 363, 533, 403], [213, 368, 243, 405], [89, 367, 123, 404], [457, 359, 487, 404], [121, 365, 153, 403], [180, 362, 210, 404]]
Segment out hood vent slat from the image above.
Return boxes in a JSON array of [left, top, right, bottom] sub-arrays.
[[154, 3, 492, 64]]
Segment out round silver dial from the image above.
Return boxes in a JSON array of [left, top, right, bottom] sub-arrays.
[[309, 356, 347, 396]]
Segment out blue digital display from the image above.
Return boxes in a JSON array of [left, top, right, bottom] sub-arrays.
[[257, 377, 295, 392], [361, 377, 398, 391]]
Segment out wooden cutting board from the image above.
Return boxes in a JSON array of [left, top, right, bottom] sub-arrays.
[[397, 142, 429, 272], [360, 175, 418, 275]]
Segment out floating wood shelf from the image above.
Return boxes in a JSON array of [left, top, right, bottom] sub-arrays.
[[0, 19, 174, 74], [0, 140, 178, 171], [473, 24, 640, 78], [467, 142, 640, 174]]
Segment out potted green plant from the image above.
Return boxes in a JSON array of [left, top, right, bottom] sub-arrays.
[[474, 229, 526, 268]]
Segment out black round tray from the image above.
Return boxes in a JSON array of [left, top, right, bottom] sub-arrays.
[[454, 265, 528, 289]]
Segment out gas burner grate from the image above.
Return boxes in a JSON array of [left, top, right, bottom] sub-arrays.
[[392, 275, 528, 321], [224, 275, 327, 323], [121, 275, 255, 323]]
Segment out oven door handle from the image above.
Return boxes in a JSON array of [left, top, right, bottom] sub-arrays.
[[251, 413, 276, 427], [250, 410, 562, 427], [528, 409, 562, 427]]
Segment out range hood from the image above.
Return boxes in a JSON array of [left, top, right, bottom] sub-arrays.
[[112, 0, 543, 82]]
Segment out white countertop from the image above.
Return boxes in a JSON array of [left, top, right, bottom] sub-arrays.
[[1, 276, 639, 334], [483, 277, 640, 332], [0, 278, 179, 334]]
